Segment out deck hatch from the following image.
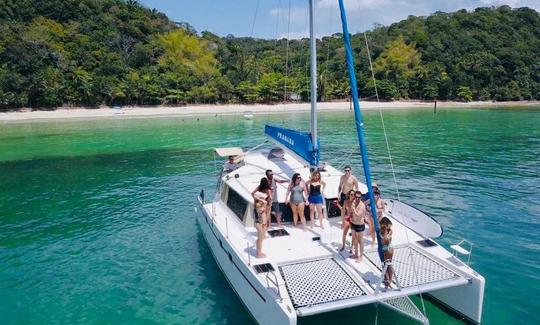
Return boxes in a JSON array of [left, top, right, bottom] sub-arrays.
[[416, 239, 437, 247], [278, 258, 366, 309], [365, 245, 460, 288], [267, 229, 290, 238], [253, 263, 275, 274]]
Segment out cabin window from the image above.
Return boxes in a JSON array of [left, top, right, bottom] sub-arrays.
[[226, 188, 248, 222]]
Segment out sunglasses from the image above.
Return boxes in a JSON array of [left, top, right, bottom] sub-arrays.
[[345, 169, 351, 172]]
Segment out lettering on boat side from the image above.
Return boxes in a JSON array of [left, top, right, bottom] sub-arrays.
[[277, 132, 295, 146]]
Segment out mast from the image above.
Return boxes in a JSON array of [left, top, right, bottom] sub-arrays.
[[309, 0, 318, 169], [338, 0, 384, 262]]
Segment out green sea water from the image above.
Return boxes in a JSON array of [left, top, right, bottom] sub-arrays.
[[1, 107, 539, 324]]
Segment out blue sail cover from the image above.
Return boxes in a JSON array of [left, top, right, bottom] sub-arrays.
[[265, 125, 320, 167]]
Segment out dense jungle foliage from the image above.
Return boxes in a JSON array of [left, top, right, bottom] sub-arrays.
[[0, 0, 539, 109]]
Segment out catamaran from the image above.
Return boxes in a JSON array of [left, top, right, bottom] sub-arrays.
[[196, 1, 485, 324]]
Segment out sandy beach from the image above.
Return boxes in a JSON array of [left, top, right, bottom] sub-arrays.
[[1, 100, 538, 122]]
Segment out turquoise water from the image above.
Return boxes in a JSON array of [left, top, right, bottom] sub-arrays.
[[0, 107, 539, 324]]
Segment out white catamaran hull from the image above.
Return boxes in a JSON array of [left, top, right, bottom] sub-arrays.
[[196, 202, 296, 325]]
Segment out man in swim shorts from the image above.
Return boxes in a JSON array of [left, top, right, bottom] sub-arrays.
[[338, 165, 359, 207]]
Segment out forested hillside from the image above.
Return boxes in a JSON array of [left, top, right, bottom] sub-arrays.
[[0, 0, 538, 109]]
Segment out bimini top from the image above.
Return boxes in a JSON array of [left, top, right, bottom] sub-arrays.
[[214, 147, 244, 157]]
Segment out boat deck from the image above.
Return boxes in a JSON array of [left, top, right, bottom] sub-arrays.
[[203, 200, 472, 316]]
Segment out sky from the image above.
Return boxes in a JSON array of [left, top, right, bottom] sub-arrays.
[[139, 0, 540, 39]]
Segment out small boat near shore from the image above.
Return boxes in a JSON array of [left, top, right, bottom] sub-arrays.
[[244, 110, 254, 120], [196, 1, 484, 324]]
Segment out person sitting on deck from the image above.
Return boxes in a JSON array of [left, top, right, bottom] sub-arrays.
[[306, 170, 326, 228], [252, 178, 271, 258], [339, 189, 356, 252], [350, 191, 367, 262], [223, 155, 238, 173], [338, 165, 359, 209], [285, 173, 308, 230], [379, 216, 394, 289], [265, 169, 289, 228]]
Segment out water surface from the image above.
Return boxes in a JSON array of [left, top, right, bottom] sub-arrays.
[[1, 107, 539, 324]]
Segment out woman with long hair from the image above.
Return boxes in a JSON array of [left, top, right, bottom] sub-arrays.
[[339, 189, 356, 251], [285, 173, 308, 230], [251, 177, 271, 258], [306, 170, 326, 228]]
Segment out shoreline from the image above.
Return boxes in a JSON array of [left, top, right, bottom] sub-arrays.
[[1, 100, 538, 122]]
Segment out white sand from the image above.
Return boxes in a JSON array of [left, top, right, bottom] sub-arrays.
[[1, 100, 538, 122]]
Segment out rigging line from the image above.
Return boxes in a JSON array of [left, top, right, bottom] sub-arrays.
[[364, 31, 428, 317], [282, 0, 292, 124], [273, 0, 282, 50], [322, 0, 335, 102], [250, 0, 261, 38]]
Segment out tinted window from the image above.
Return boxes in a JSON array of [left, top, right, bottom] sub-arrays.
[[226, 189, 248, 222]]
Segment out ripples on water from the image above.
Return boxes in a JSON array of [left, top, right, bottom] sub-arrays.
[[0, 107, 539, 324]]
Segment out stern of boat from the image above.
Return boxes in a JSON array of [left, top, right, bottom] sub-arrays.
[[428, 264, 485, 324]]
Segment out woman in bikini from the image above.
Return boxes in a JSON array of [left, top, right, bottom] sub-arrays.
[[252, 178, 271, 258], [339, 189, 356, 252], [306, 170, 326, 228], [365, 188, 384, 247], [350, 191, 366, 262], [379, 216, 394, 289], [285, 173, 308, 230]]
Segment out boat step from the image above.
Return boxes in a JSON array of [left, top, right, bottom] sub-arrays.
[[380, 295, 429, 325], [450, 239, 473, 265]]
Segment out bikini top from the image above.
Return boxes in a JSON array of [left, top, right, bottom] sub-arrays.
[[309, 184, 321, 196]]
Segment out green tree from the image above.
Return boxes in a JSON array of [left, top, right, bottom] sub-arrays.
[[373, 36, 422, 98], [457, 86, 473, 102], [157, 29, 218, 78]]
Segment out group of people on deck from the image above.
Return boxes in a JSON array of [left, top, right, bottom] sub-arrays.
[[338, 165, 394, 287], [228, 158, 394, 288], [251, 169, 327, 258]]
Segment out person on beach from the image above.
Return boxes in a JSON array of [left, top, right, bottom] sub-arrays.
[[252, 178, 271, 258], [265, 169, 289, 228], [350, 191, 367, 262], [223, 155, 238, 173], [285, 173, 308, 230], [338, 165, 359, 208], [379, 216, 394, 289], [339, 189, 356, 252], [306, 170, 326, 228], [364, 185, 385, 247]]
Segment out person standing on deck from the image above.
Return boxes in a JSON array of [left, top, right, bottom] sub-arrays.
[[338, 165, 359, 209], [379, 217, 394, 289], [306, 170, 326, 228], [339, 189, 356, 252], [252, 178, 271, 258], [350, 191, 367, 262], [265, 169, 289, 228], [364, 184, 385, 247], [285, 173, 308, 230]]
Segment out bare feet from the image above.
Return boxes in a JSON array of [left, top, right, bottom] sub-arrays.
[[339, 246, 345, 252], [257, 253, 267, 258]]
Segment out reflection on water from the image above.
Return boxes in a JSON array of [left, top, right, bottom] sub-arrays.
[[0, 107, 539, 324]]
